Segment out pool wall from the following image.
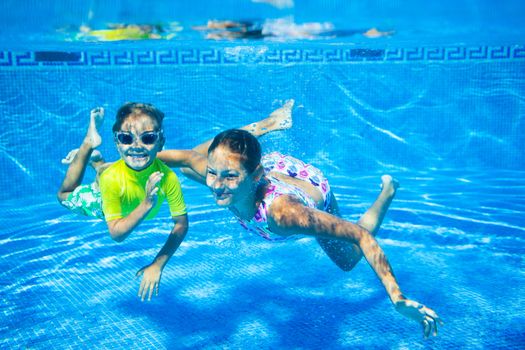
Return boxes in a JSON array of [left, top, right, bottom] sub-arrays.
[[1, 41, 524, 201]]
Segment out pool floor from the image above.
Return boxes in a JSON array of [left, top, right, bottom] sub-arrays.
[[1, 169, 524, 349]]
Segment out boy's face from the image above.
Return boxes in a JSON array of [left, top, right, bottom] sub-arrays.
[[114, 113, 164, 171]]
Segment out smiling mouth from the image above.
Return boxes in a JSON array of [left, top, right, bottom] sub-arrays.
[[128, 154, 147, 159]]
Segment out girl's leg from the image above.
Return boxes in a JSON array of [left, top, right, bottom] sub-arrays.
[[166, 99, 294, 183], [317, 175, 399, 271], [356, 175, 399, 235], [57, 108, 104, 203], [192, 99, 294, 155]]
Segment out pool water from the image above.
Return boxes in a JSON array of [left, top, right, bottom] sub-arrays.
[[1, 1, 524, 349]]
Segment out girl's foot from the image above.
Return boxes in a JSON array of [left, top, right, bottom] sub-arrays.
[[380, 174, 399, 198], [268, 99, 294, 130], [246, 99, 294, 135]]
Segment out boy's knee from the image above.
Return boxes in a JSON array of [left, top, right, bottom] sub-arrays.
[[57, 191, 68, 203], [110, 234, 125, 243]]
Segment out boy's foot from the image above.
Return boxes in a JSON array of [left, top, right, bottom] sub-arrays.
[[86, 107, 104, 148], [61, 149, 102, 164]]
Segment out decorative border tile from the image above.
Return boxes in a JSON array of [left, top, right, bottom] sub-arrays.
[[0, 45, 523, 67]]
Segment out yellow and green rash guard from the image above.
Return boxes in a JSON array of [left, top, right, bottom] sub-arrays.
[[99, 159, 186, 221]]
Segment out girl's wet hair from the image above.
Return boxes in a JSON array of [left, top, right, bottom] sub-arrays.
[[112, 102, 165, 132], [208, 129, 261, 173]]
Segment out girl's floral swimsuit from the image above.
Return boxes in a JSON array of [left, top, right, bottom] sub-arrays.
[[237, 152, 332, 241]]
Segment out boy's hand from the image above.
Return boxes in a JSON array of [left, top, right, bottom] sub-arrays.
[[136, 264, 162, 301], [145, 171, 163, 206]]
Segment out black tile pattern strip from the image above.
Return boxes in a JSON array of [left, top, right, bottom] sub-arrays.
[[0, 45, 523, 67]]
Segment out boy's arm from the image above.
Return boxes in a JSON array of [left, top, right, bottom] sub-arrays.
[[106, 172, 163, 242], [136, 214, 189, 301]]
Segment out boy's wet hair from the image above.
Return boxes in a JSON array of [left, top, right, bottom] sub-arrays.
[[208, 129, 261, 173], [112, 102, 165, 132]]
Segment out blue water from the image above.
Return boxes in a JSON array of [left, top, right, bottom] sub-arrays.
[[1, 1, 525, 349]]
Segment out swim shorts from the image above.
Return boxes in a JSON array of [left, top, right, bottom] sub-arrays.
[[61, 183, 104, 219]]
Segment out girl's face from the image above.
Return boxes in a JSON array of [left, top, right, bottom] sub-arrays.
[[206, 145, 258, 208], [114, 113, 164, 171]]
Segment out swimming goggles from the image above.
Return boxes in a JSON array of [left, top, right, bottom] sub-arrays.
[[114, 131, 162, 145]]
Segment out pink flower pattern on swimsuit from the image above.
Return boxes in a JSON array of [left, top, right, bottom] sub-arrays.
[[263, 152, 330, 199], [238, 152, 332, 241]]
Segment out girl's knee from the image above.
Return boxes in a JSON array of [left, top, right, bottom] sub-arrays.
[[336, 261, 358, 272]]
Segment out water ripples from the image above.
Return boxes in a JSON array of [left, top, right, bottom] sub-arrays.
[[1, 168, 522, 281], [330, 169, 525, 256]]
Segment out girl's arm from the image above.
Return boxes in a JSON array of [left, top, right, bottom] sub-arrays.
[[268, 195, 405, 303], [267, 195, 442, 337], [157, 150, 208, 184]]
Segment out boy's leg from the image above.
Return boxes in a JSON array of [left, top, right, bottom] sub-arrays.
[[57, 107, 104, 203], [317, 175, 399, 271]]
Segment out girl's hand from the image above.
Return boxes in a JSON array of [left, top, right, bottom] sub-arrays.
[[395, 298, 443, 338], [145, 171, 163, 207], [136, 263, 162, 301]]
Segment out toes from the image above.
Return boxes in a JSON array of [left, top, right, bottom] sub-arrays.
[[284, 99, 295, 108], [61, 149, 79, 164]]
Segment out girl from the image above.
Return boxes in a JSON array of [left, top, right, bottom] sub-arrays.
[[158, 100, 442, 337]]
